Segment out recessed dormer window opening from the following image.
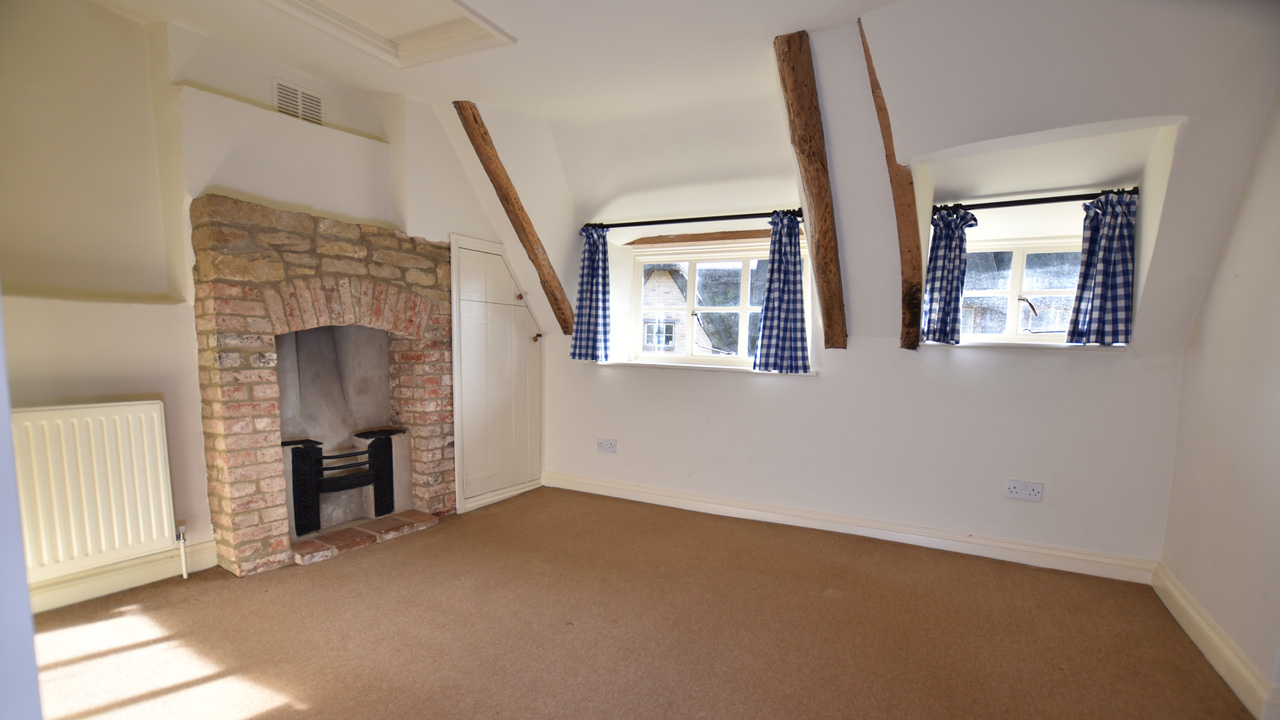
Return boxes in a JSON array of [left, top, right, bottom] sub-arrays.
[[924, 189, 1138, 346]]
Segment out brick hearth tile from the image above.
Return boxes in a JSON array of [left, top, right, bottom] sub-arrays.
[[394, 509, 440, 530], [357, 515, 417, 541], [313, 527, 377, 553], [292, 539, 336, 566]]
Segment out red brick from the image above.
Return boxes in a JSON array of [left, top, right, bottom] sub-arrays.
[[234, 551, 294, 576], [338, 277, 356, 324], [291, 278, 316, 328], [225, 432, 281, 450], [226, 490, 285, 513], [220, 369, 277, 384], [371, 283, 386, 326], [228, 462, 281, 483], [224, 401, 281, 418], [246, 317, 275, 334], [230, 520, 288, 545], [214, 315, 246, 331], [283, 282, 305, 332], [208, 282, 246, 299], [230, 511, 260, 529], [309, 277, 330, 326], [211, 298, 267, 316], [232, 542, 265, 559], [224, 450, 257, 467]]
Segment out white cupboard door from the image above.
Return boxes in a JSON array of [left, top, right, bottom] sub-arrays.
[[456, 247, 541, 503]]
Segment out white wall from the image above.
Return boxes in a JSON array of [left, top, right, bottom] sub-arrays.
[[863, 0, 1280, 360], [2, 298, 212, 546], [383, 97, 497, 246], [1163, 91, 1280, 690], [166, 23, 384, 139], [183, 86, 395, 227], [0, 294, 44, 719], [552, 94, 798, 221], [0, 0, 168, 300], [523, 0, 1280, 564]]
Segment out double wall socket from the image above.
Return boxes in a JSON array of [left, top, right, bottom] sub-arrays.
[[1006, 480, 1044, 501], [596, 438, 618, 453]]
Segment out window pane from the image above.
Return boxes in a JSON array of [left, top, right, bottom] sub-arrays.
[[747, 312, 761, 358], [1018, 295, 1074, 334], [1024, 252, 1081, 291], [642, 263, 688, 307], [749, 259, 769, 306], [963, 252, 1012, 291], [695, 262, 741, 307], [693, 312, 739, 356], [961, 296, 1008, 334], [641, 311, 686, 354]]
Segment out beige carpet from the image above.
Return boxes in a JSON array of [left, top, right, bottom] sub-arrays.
[[34, 488, 1249, 719]]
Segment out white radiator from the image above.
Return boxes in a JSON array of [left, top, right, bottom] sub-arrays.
[[11, 401, 176, 585]]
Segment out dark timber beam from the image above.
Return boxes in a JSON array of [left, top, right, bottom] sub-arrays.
[[453, 100, 574, 335], [774, 30, 848, 350], [858, 19, 922, 350], [626, 229, 772, 246]]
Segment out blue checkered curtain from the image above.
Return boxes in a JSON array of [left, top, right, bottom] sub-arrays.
[[570, 225, 610, 361], [1067, 192, 1137, 345], [921, 208, 978, 344], [753, 212, 808, 374]]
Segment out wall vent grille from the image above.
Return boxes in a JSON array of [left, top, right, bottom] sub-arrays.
[[273, 79, 323, 125]]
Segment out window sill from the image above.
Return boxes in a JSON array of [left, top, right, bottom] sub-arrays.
[[920, 340, 1127, 352], [580, 359, 819, 376]]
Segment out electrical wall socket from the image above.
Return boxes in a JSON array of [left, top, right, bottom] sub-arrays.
[[596, 438, 617, 453], [1006, 480, 1044, 502]]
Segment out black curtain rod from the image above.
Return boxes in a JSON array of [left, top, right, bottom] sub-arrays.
[[932, 187, 1139, 214], [585, 208, 803, 230]]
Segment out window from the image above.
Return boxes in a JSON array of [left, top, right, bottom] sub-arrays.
[[961, 237, 1081, 342], [643, 321, 675, 350], [631, 239, 811, 367]]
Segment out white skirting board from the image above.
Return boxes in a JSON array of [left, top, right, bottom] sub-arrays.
[[1152, 564, 1280, 720], [541, 471, 1155, 582], [458, 478, 542, 513], [540, 470, 1279, 719], [30, 540, 218, 614]]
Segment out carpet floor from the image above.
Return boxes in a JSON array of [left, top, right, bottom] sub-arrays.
[[34, 487, 1249, 719]]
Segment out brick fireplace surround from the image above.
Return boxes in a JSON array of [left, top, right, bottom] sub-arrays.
[[191, 194, 454, 577]]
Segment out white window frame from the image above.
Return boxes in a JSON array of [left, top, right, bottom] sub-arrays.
[[960, 235, 1082, 344], [631, 239, 812, 368]]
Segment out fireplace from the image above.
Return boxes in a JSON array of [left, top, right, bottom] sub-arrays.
[[190, 194, 455, 577]]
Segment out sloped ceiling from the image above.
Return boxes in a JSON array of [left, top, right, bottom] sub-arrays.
[[94, 0, 891, 120], [90, 0, 894, 221]]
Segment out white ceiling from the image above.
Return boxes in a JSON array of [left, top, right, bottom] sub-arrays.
[[93, 0, 894, 121]]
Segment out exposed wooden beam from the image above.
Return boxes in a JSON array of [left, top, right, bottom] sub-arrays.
[[858, 19, 922, 350], [774, 30, 848, 350], [626, 229, 772, 246], [453, 100, 574, 335]]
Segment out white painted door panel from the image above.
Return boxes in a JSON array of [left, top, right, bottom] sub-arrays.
[[456, 247, 541, 503]]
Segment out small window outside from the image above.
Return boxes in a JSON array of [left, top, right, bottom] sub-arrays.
[[633, 240, 809, 367], [960, 238, 1081, 342]]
